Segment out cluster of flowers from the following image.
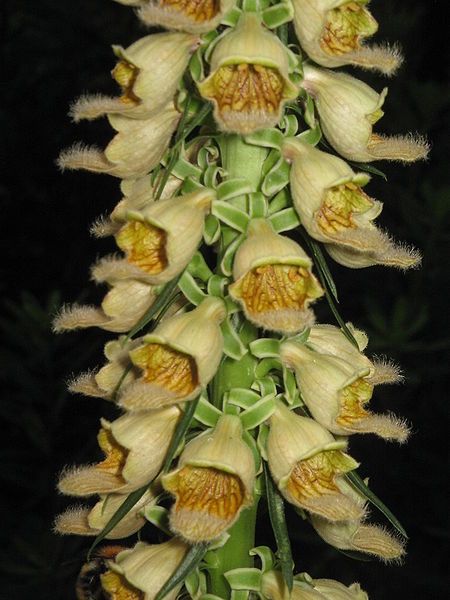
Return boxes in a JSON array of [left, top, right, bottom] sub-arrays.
[[54, 0, 428, 598]]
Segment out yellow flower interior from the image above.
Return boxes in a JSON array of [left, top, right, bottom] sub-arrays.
[[161, 0, 220, 22], [286, 450, 354, 505], [97, 428, 128, 478], [116, 221, 168, 275], [236, 264, 322, 316], [321, 1, 378, 56], [317, 182, 373, 234], [131, 343, 198, 396], [336, 377, 374, 427], [167, 466, 245, 520], [112, 60, 141, 105], [101, 570, 144, 600]]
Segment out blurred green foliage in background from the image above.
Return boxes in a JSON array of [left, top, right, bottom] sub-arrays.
[[1, 0, 449, 598]]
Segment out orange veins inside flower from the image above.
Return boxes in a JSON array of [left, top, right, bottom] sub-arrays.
[[131, 343, 198, 396], [112, 60, 141, 105], [336, 377, 373, 427], [101, 570, 144, 600], [161, 0, 220, 22], [116, 221, 168, 275], [317, 182, 373, 234], [97, 428, 128, 477], [321, 1, 378, 56]]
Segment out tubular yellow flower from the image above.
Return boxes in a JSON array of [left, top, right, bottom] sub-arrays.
[[52, 279, 157, 333], [57, 103, 180, 179], [54, 489, 156, 539], [280, 340, 410, 442], [138, 0, 235, 34], [228, 219, 324, 334], [71, 33, 199, 122], [197, 13, 299, 134], [301, 65, 429, 163], [162, 414, 255, 542], [101, 539, 188, 600], [118, 297, 226, 411], [58, 407, 181, 496], [291, 0, 402, 76], [267, 402, 363, 521], [114, 188, 214, 284], [282, 138, 421, 269]]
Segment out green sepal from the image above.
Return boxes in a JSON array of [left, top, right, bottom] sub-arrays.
[[281, 114, 299, 137], [221, 317, 249, 359], [250, 546, 275, 573], [264, 463, 294, 592], [239, 394, 277, 430], [231, 592, 249, 600], [154, 543, 210, 600], [346, 471, 408, 538], [143, 505, 171, 536], [257, 424, 269, 461], [225, 568, 262, 591], [178, 271, 207, 305], [249, 338, 280, 358], [170, 155, 203, 180], [204, 214, 221, 245], [212, 201, 250, 233], [182, 177, 205, 194], [241, 0, 261, 12], [227, 388, 261, 409], [262, 158, 290, 197], [189, 48, 204, 82], [221, 5, 242, 26], [268, 189, 290, 214], [244, 128, 284, 150], [262, 0, 294, 28], [220, 233, 244, 276], [255, 357, 282, 378], [303, 93, 316, 128], [204, 164, 224, 189], [297, 124, 322, 146], [185, 568, 208, 600], [269, 207, 301, 232], [242, 430, 262, 473], [162, 395, 201, 473], [188, 252, 214, 282], [194, 393, 222, 427], [253, 377, 277, 397], [282, 366, 299, 406], [248, 192, 268, 219], [207, 274, 229, 298], [217, 178, 253, 201]]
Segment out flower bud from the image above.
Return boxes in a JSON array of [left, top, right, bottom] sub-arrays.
[[267, 402, 363, 521], [162, 414, 256, 542], [52, 279, 156, 334], [292, 0, 402, 76], [282, 138, 421, 269], [301, 65, 429, 163], [101, 538, 188, 600], [138, 0, 235, 34], [58, 407, 181, 496], [280, 340, 410, 443], [71, 33, 198, 122], [119, 297, 226, 411], [198, 13, 299, 134], [54, 489, 156, 539], [114, 188, 214, 284], [57, 103, 180, 179], [228, 219, 323, 334]]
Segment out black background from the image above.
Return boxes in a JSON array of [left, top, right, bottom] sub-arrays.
[[1, 0, 449, 598]]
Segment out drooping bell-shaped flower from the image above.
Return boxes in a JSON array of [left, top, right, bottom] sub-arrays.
[[301, 65, 429, 163], [280, 339, 410, 442], [58, 103, 180, 179], [52, 279, 157, 333], [291, 0, 402, 76], [162, 414, 256, 542], [311, 479, 405, 562], [228, 219, 324, 334], [54, 489, 156, 539], [100, 538, 188, 600], [71, 33, 199, 122], [198, 13, 299, 134], [138, 0, 235, 35], [58, 407, 181, 496], [114, 188, 214, 284], [119, 297, 226, 411], [282, 138, 421, 269], [267, 401, 363, 521], [261, 570, 368, 600]]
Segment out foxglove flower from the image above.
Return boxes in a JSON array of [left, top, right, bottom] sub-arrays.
[[100, 538, 188, 600], [292, 0, 402, 75], [267, 402, 363, 521], [280, 339, 410, 442], [163, 414, 256, 542], [282, 138, 421, 269], [58, 407, 181, 495], [228, 219, 323, 334], [58, 103, 180, 179], [301, 65, 429, 163], [138, 0, 235, 34], [261, 570, 368, 600], [71, 33, 199, 121], [119, 297, 226, 411], [198, 13, 299, 134]]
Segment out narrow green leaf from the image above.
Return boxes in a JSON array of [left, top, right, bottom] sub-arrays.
[[349, 161, 388, 181], [346, 471, 408, 538], [337, 549, 373, 562], [306, 237, 339, 302], [264, 464, 294, 591], [87, 485, 148, 558], [154, 543, 209, 600], [162, 395, 201, 473], [178, 271, 207, 306]]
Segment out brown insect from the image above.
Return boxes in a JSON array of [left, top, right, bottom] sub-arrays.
[[75, 545, 126, 600]]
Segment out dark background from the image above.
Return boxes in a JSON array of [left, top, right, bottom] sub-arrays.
[[1, 0, 449, 598]]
